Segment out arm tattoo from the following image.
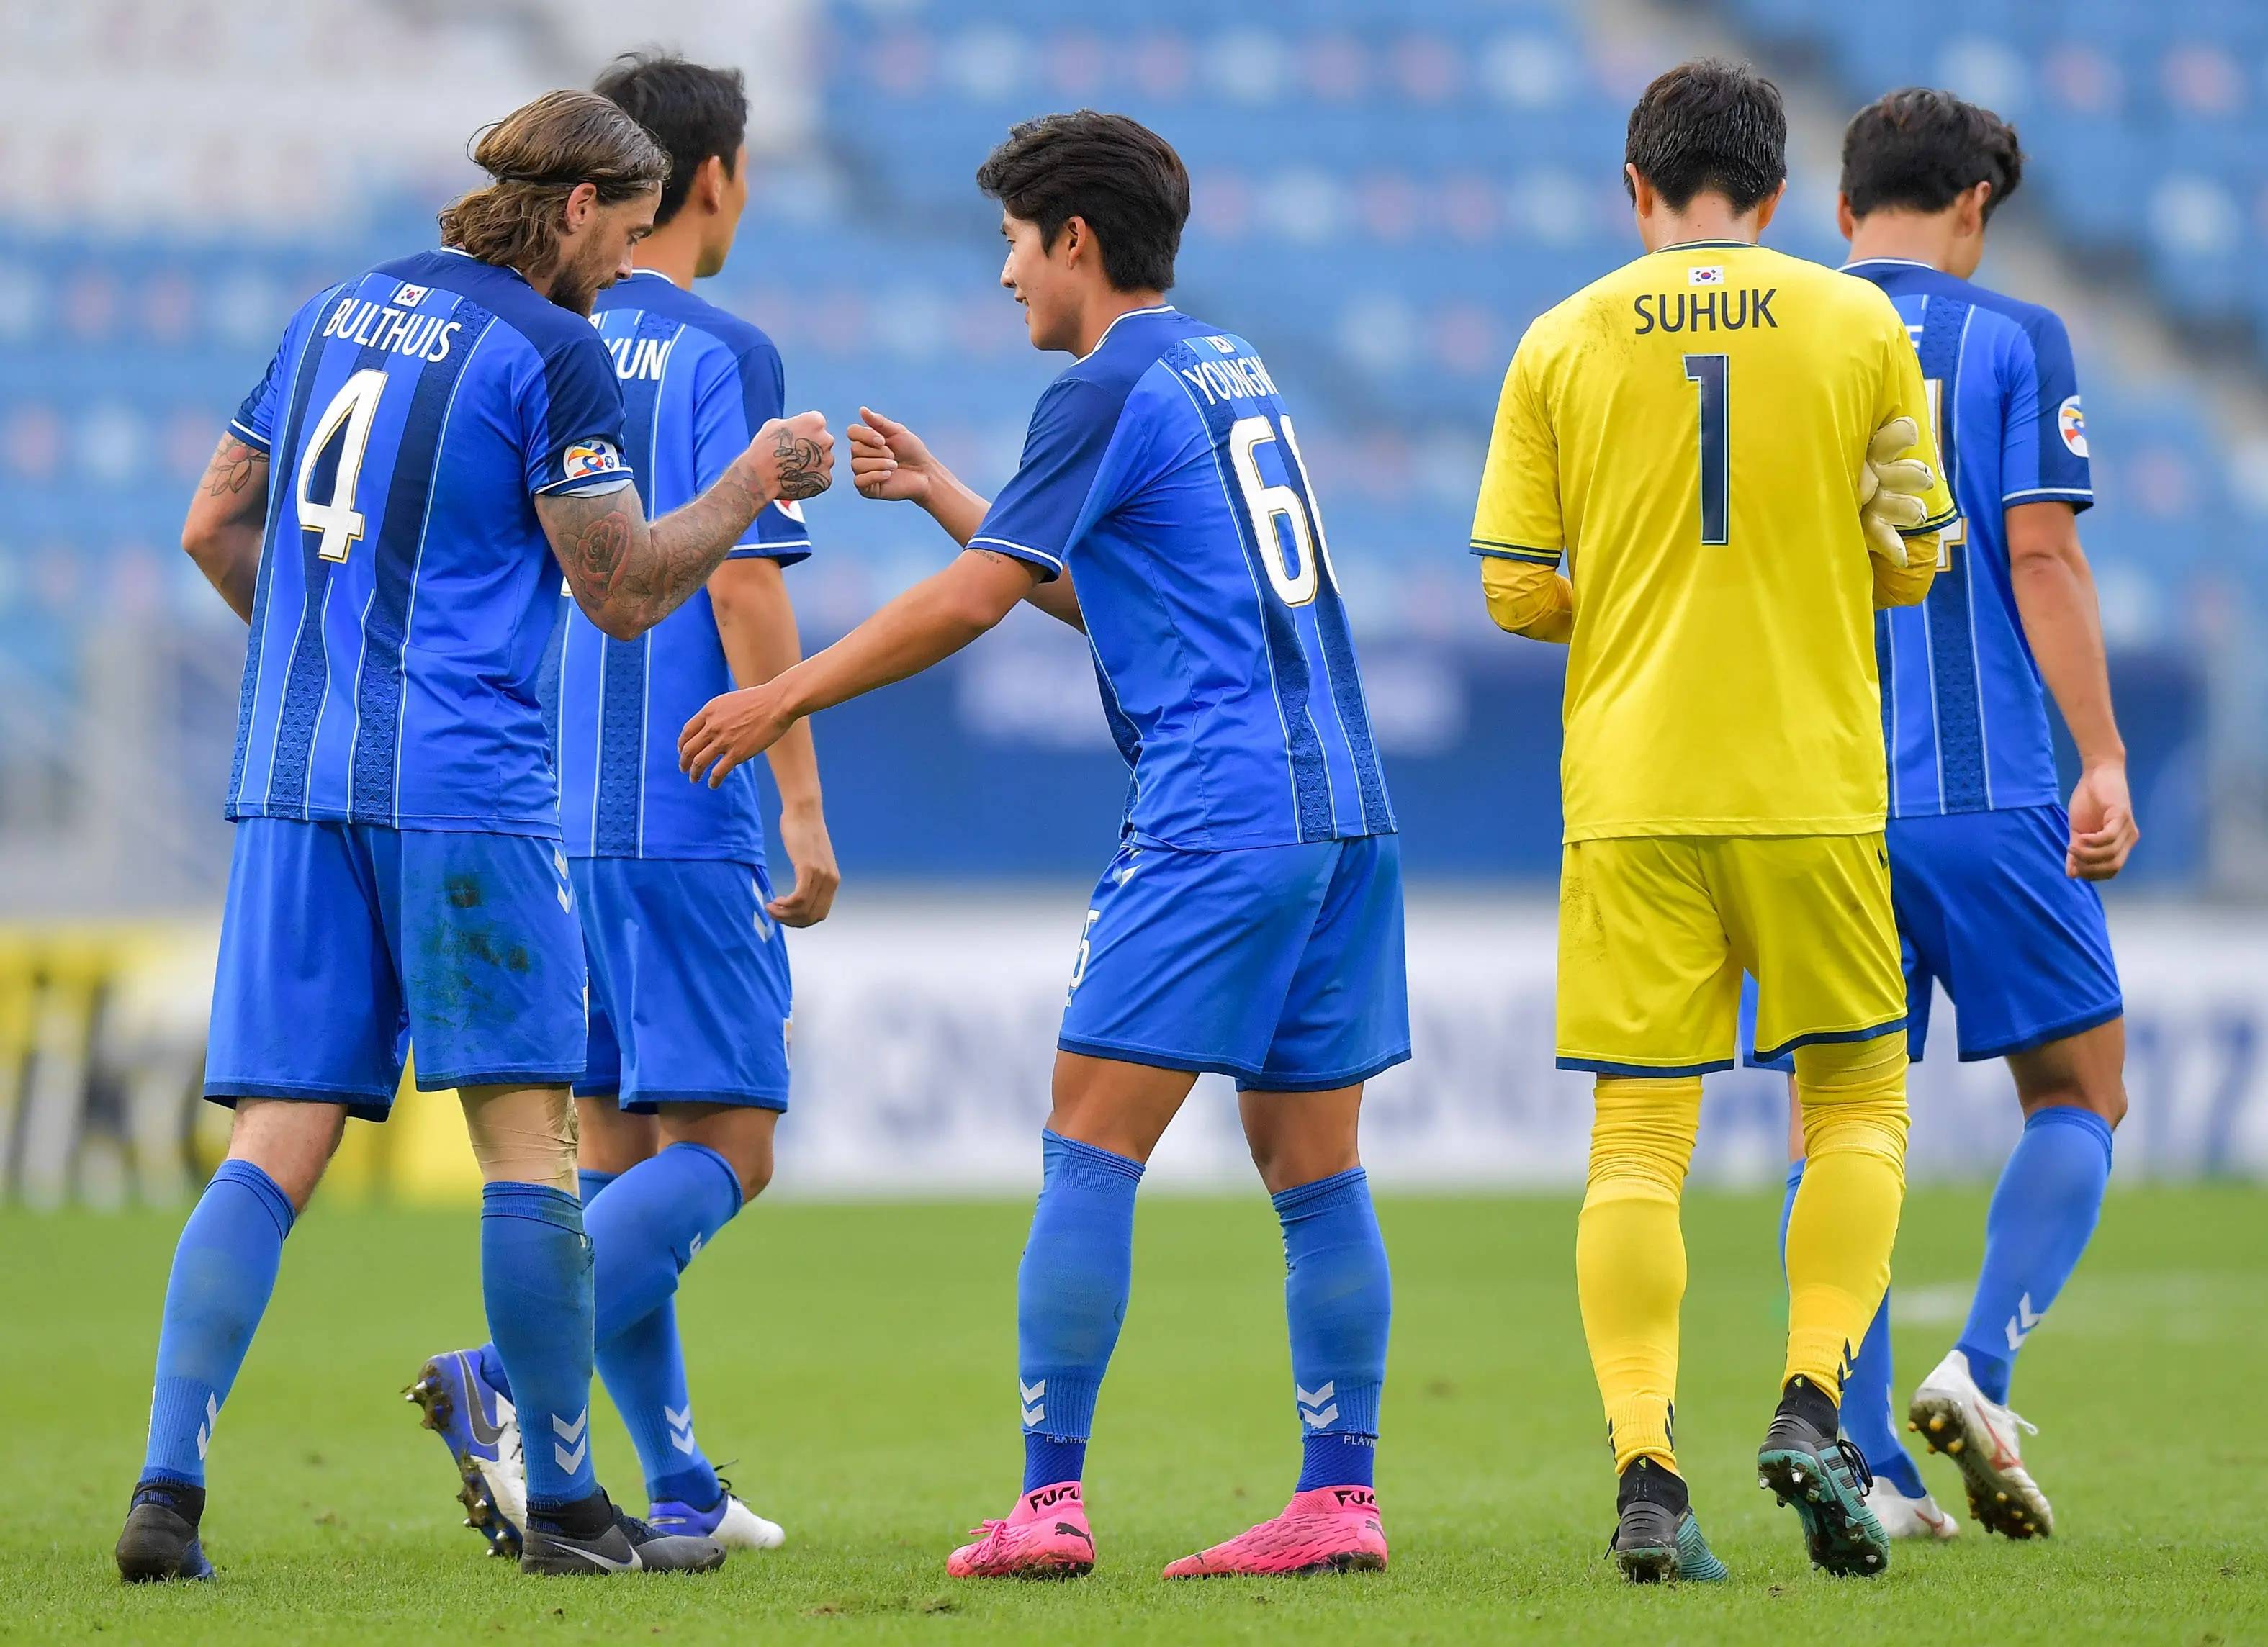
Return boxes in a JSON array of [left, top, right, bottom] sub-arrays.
[[199, 436, 268, 522], [772, 425, 829, 501], [543, 467, 767, 638]]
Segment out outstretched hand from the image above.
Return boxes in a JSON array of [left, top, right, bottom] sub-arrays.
[[679, 682, 797, 790]]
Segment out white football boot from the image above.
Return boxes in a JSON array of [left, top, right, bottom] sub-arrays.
[[1908, 1348, 2053, 1538], [1862, 1477, 1961, 1540]]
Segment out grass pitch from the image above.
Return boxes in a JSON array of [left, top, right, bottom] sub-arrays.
[[1, 1186, 2261, 1644]]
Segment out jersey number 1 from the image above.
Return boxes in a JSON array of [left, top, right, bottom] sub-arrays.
[[1683, 353, 1729, 546], [297, 367, 388, 562]]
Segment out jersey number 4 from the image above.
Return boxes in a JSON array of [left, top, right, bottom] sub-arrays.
[[296, 367, 389, 562], [1228, 412, 1339, 607]]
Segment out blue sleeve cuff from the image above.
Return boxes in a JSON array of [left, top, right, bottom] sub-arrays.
[[227, 418, 271, 454], [726, 541, 813, 567], [968, 534, 1065, 579], [534, 471, 637, 499]]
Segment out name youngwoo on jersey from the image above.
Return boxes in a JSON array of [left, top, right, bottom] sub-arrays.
[[318, 292, 464, 363]]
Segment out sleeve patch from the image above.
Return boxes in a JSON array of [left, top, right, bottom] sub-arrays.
[[562, 439, 625, 482], [2056, 395, 2088, 458]]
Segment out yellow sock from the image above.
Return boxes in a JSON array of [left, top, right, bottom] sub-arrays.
[[1577, 1076, 1701, 1474], [1785, 1034, 1911, 1395]]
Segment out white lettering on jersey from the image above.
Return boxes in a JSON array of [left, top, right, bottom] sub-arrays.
[[606, 335, 673, 382], [1174, 353, 1280, 406], [320, 295, 459, 363]]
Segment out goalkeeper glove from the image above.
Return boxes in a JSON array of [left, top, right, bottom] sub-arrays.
[[1858, 415, 1938, 567]]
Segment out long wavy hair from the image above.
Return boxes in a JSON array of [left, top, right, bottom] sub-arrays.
[[438, 90, 670, 279]]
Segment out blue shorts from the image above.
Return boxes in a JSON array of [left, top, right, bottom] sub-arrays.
[[574, 857, 793, 1113], [1742, 803, 2122, 1071], [1058, 834, 1410, 1092], [205, 818, 587, 1122]]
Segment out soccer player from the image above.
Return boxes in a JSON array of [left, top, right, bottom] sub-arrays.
[[678, 112, 1406, 1581], [408, 53, 835, 1561], [1747, 89, 2136, 1544], [117, 89, 832, 1582], [1474, 60, 1956, 1581]]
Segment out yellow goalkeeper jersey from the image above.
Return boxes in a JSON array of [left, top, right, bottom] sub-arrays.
[[1472, 239, 1957, 842]]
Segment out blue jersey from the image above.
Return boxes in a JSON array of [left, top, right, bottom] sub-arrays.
[[225, 247, 632, 836], [552, 271, 811, 865], [973, 306, 1392, 849], [1849, 258, 2094, 818]]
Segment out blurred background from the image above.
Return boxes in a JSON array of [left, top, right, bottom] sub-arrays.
[[0, 0, 2263, 1204]]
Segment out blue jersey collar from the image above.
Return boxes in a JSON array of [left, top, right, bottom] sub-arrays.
[[1081, 303, 1177, 360]]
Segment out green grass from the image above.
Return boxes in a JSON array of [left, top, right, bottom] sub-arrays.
[[1, 1187, 2262, 1644]]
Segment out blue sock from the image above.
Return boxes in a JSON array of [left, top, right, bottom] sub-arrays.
[[1018, 1130, 1143, 1492], [1956, 1105, 2115, 1404], [482, 1181, 597, 1510], [1842, 1289, 1927, 1497], [140, 1160, 296, 1487], [588, 1143, 742, 1507], [472, 1168, 618, 1404], [1276, 1168, 1390, 1492]]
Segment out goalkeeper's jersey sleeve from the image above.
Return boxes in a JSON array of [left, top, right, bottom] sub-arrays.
[[1473, 240, 1952, 842]]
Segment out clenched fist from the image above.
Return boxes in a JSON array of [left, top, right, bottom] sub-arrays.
[[749, 410, 834, 502]]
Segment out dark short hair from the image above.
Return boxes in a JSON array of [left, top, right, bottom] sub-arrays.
[[976, 111, 1189, 293], [1624, 59, 1788, 212], [1842, 88, 2024, 222], [593, 52, 747, 227]]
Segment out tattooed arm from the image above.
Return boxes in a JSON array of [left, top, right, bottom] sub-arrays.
[[181, 433, 271, 623], [539, 411, 834, 641]]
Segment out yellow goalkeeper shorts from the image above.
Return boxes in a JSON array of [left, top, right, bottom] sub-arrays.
[[1554, 833, 1904, 1075]]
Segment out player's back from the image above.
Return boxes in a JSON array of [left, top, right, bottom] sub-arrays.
[[972, 305, 1392, 850], [552, 271, 810, 867], [1846, 258, 2089, 818], [1477, 241, 1954, 840], [228, 248, 631, 836]]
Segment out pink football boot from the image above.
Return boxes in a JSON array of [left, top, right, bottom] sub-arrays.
[[1161, 1486, 1388, 1578], [945, 1481, 1095, 1579]]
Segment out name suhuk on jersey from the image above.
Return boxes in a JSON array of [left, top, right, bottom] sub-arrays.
[[1631, 288, 1778, 335], [319, 292, 462, 363]]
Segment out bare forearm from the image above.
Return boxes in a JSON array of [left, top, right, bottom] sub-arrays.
[[919, 464, 991, 549], [775, 577, 992, 719], [2013, 549, 2123, 764], [183, 435, 269, 623], [713, 565, 824, 808], [552, 471, 765, 639], [193, 528, 264, 623]]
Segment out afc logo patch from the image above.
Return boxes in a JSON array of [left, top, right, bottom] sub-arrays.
[[562, 439, 624, 480], [2057, 395, 2088, 459]]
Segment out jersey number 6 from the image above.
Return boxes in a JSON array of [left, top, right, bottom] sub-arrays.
[[296, 367, 389, 563], [1228, 412, 1339, 608]]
